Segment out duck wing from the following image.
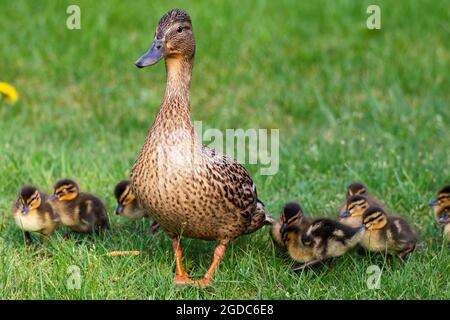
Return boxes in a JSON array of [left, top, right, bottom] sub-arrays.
[[202, 146, 269, 232]]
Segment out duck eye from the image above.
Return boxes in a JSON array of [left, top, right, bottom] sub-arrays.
[[177, 26, 184, 33]]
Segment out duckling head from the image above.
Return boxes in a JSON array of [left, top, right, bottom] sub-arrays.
[[52, 179, 79, 201], [340, 195, 369, 218], [362, 207, 388, 231], [346, 182, 367, 198], [135, 8, 194, 68], [114, 180, 136, 215], [279, 202, 304, 234], [429, 185, 450, 215], [17, 186, 41, 215]]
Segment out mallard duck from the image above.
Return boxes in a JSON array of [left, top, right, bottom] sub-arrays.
[[337, 182, 387, 217], [130, 8, 272, 288], [361, 207, 418, 260], [50, 179, 109, 233], [12, 186, 60, 245], [114, 180, 160, 233], [429, 185, 450, 244], [270, 202, 309, 250], [339, 194, 370, 227]]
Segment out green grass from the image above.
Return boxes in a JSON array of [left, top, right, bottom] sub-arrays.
[[0, 0, 449, 299]]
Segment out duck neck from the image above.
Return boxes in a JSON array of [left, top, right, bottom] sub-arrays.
[[161, 56, 193, 115]]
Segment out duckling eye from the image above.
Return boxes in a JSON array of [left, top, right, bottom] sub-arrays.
[[177, 26, 184, 33]]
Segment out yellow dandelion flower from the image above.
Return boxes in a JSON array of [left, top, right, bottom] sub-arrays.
[[0, 81, 19, 103]]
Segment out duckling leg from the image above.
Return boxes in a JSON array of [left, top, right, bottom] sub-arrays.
[[172, 237, 194, 286], [197, 243, 227, 288], [292, 256, 324, 272], [24, 232, 32, 246], [398, 246, 414, 261]]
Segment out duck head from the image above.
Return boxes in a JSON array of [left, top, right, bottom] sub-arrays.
[[346, 182, 368, 198], [135, 8, 195, 68], [340, 194, 369, 218], [114, 180, 136, 215], [429, 185, 450, 210], [362, 207, 388, 231], [17, 186, 42, 215], [279, 202, 304, 234], [51, 179, 80, 202]]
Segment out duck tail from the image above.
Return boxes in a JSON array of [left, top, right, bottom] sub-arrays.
[[244, 199, 272, 234]]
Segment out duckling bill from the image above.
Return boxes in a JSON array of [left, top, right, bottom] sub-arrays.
[[114, 180, 160, 233], [50, 179, 109, 234], [12, 186, 60, 245]]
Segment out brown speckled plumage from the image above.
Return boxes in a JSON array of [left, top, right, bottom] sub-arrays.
[[130, 9, 270, 287], [130, 9, 268, 244]]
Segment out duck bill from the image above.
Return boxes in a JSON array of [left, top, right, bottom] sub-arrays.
[[279, 223, 288, 235], [21, 205, 29, 215], [135, 40, 165, 68], [115, 204, 124, 215], [429, 200, 439, 207], [339, 209, 350, 218], [438, 216, 449, 224], [49, 194, 58, 202]]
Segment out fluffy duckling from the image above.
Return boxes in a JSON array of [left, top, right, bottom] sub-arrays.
[[339, 195, 370, 227], [429, 185, 450, 244], [280, 203, 363, 271], [12, 186, 60, 245], [338, 182, 387, 217], [361, 207, 418, 260], [293, 219, 364, 270], [279, 203, 315, 266], [114, 180, 160, 233], [50, 179, 109, 233], [270, 202, 310, 250]]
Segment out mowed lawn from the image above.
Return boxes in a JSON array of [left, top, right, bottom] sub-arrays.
[[0, 0, 449, 299]]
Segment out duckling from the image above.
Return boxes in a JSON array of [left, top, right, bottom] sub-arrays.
[[131, 9, 272, 287], [292, 218, 364, 271], [114, 180, 160, 233], [12, 186, 60, 245], [338, 182, 387, 217], [429, 185, 450, 244], [270, 202, 310, 250], [339, 195, 370, 227], [50, 179, 109, 233], [361, 207, 418, 260]]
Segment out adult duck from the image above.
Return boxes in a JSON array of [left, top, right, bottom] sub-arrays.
[[131, 8, 271, 288]]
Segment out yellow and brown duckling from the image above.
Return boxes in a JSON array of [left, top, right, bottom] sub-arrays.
[[114, 180, 160, 233], [50, 179, 109, 233], [279, 203, 315, 266], [338, 182, 387, 217], [130, 9, 272, 287], [339, 195, 370, 227], [361, 207, 418, 260], [429, 185, 450, 244], [280, 202, 363, 271], [12, 186, 60, 245], [270, 202, 310, 250]]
